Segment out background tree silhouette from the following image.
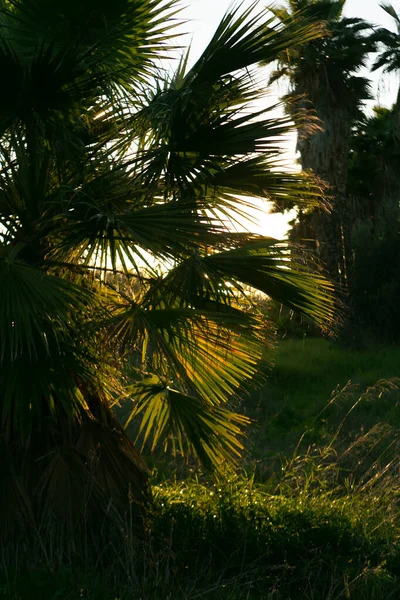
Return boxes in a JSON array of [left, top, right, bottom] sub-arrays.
[[268, 0, 377, 290]]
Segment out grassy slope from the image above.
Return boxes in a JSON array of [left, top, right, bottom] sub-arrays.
[[4, 339, 400, 599], [246, 338, 400, 464], [4, 474, 400, 599]]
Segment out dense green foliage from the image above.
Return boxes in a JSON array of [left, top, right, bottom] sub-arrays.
[[4, 0, 400, 598], [267, 1, 400, 344], [4, 429, 400, 598], [0, 0, 338, 549], [347, 107, 400, 341], [3, 340, 400, 598]]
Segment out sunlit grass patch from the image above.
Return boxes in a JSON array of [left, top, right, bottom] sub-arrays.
[[2, 443, 400, 599], [247, 338, 400, 460]]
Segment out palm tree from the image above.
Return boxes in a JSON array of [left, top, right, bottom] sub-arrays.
[[372, 3, 400, 138], [347, 106, 400, 342], [0, 0, 334, 549], [348, 106, 400, 228], [268, 0, 377, 288], [370, 3, 400, 226]]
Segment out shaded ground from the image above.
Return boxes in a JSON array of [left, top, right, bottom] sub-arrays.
[[4, 339, 400, 599]]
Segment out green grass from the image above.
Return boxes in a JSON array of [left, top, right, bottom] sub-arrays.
[[246, 338, 400, 465], [0, 571, 118, 600], [4, 338, 400, 599], [3, 458, 400, 599]]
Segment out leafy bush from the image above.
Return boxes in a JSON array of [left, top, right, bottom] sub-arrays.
[[350, 223, 400, 344], [4, 426, 400, 598]]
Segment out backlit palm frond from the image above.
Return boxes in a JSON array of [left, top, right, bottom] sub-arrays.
[[372, 5, 400, 73], [186, 1, 322, 85], [125, 87, 320, 221], [113, 0, 324, 201], [109, 295, 266, 406], [372, 36, 400, 73], [0, 0, 339, 517], [283, 1, 344, 21], [151, 239, 335, 329], [380, 2, 400, 29], [0, 253, 94, 361], [5, 0, 181, 88], [49, 178, 232, 274], [0, 0, 181, 155], [126, 376, 250, 470], [109, 295, 262, 466], [206, 155, 323, 212], [269, 1, 376, 105], [203, 239, 335, 328]]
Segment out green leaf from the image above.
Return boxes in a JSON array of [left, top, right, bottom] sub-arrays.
[[0, 257, 93, 361], [187, 1, 322, 84], [0, 0, 337, 479], [204, 239, 335, 327], [110, 298, 266, 406], [126, 376, 250, 470], [156, 240, 335, 329]]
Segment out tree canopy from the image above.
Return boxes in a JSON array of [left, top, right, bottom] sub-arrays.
[[0, 0, 336, 541]]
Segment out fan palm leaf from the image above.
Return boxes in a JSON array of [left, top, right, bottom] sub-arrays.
[[0, 0, 336, 550]]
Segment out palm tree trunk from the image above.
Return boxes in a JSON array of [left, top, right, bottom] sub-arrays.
[[381, 89, 400, 230], [298, 104, 353, 289]]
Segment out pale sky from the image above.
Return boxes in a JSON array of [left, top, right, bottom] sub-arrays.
[[176, 0, 400, 238]]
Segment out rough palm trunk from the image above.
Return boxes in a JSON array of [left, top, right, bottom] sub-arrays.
[[270, 2, 377, 300], [382, 90, 400, 228], [295, 93, 353, 289]]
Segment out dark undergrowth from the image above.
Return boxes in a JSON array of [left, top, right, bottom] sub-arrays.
[[3, 425, 400, 599], [3, 341, 400, 599]]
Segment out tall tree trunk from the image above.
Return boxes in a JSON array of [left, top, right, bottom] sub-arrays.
[[297, 101, 353, 289], [381, 89, 400, 230]]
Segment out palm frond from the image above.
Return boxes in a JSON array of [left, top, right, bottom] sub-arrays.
[[51, 189, 234, 272], [0, 254, 94, 361], [269, 1, 377, 105], [4, 0, 182, 88], [380, 2, 400, 27], [203, 239, 335, 327], [207, 156, 322, 210], [125, 376, 250, 470], [187, 1, 322, 84], [109, 297, 266, 406], [126, 85, 314, 211], [372, 5, 400, 72], [153, 239, 335, 329], [0, 0, 338, 487], [1, 343, 89, 441]]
